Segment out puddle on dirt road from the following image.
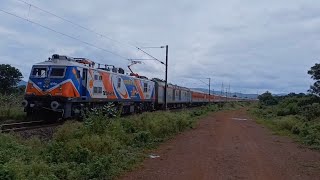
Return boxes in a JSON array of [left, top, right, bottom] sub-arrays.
[[149, 154, 160, 159], [231, 118, 248, 121]]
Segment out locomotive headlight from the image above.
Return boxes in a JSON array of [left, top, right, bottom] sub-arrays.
[[50, 101, 60, 110], [59, 85, 62, 91], [21, 100, 28, 107]]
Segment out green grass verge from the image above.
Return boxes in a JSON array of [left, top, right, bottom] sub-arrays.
[[249, 107, 320, 150], [0, 94, 26, 121], [0, 108, 25, 121], [0, 102, 247, 179]]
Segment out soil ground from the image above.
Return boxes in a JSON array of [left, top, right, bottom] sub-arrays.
[[121, 109, 320, 180]]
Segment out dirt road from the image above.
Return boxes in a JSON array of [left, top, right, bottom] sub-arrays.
[[121, 109, 320, 180]]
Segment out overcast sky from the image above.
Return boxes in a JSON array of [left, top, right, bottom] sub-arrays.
[[0, 0, 319, 94]]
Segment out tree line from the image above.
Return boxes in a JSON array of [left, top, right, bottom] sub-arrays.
[[0, 64, 23, 94]]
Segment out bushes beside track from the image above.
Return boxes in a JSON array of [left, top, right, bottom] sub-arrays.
[[250, 93, 320, 149], [0, 103, 246, 179], [0, 94, 25, 121]]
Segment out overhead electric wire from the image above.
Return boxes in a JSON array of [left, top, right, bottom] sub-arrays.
[[136, 47, 165, 64], [16, 0, 163, 63], [16, 0, 133, 48], [198, 79, 209, 86], [0, 8, 128, 60]]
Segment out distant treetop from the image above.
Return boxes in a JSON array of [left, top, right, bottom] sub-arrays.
[[0, 64, 23, 94]]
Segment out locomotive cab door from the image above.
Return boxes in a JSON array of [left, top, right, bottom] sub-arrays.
[[81, 69, 88, 97]]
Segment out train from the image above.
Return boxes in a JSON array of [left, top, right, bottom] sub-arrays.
[[22, 54, 244, 119]]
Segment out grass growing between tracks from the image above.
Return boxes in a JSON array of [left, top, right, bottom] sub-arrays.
[[0, 103, 246, 179]]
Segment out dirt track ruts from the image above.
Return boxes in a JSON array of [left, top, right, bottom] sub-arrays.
[[121, 109, 320, 180]]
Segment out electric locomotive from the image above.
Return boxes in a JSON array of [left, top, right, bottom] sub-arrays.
[[22, 54, 155, 119]]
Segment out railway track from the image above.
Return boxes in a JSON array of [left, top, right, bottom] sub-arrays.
[[0, 120, 61, 133], [0, 103, 230, 133]]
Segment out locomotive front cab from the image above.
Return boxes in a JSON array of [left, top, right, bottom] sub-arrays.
[[26, 65, 80, 98], [24, 59, 82, 119]]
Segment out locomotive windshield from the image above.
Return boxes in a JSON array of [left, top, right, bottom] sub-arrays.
[[31, 67, 47, 78], [49, 67, 65, 78]]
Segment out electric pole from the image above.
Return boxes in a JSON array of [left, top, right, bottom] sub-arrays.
[[164, 45, 168, 110], [139, 45, 168, 110], [206, 78, 211, 102], [221, 82, 224, 96]]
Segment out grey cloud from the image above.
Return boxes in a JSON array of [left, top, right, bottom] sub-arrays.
[[0, 0, 319, 94]]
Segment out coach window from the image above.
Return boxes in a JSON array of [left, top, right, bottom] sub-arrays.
[[117, 78, 121, 88], [50, 67, 65, 78], [143, 83, 148, 92]]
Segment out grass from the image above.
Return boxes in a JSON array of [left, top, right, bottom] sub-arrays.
[[250, 106, 320, 149], [0, 108, 25, 121], [0, 94, 26, 121], [0, 102, 248, 179], [0, 102, 247, 179]]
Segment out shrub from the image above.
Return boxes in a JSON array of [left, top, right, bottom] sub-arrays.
[[0, 94, 25, 121], [299, 103, 320, 121], [276, 116, 300, 132], [252, 94, 320, 149], [299, 122, 320, 148], [258, 91, 278, 106]]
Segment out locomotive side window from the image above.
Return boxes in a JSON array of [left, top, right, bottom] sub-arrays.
[[50, 67, 65, 78], [31, 67, 47, 78], [143, 83, 148, 92]]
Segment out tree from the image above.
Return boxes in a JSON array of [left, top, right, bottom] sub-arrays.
[[308, 63, 320, 95], [0, 64, 23, 94], [258, 91, 278, 106]]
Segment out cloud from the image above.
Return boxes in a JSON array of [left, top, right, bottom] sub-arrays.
[[0, 0, 319, 94]]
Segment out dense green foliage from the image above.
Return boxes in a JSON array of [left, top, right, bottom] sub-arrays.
[[258, 91, 278, 106], [251, 92, 320, 149], [0, 64, 25, 121], [0, 64, 23, 94], [0, 94, 25, 121], [0, 104, 241, 179], [308, 63, 320, 95]]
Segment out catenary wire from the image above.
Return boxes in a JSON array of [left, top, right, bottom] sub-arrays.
[[16, 0, 163, 62], [0, 8, 129, 60]]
